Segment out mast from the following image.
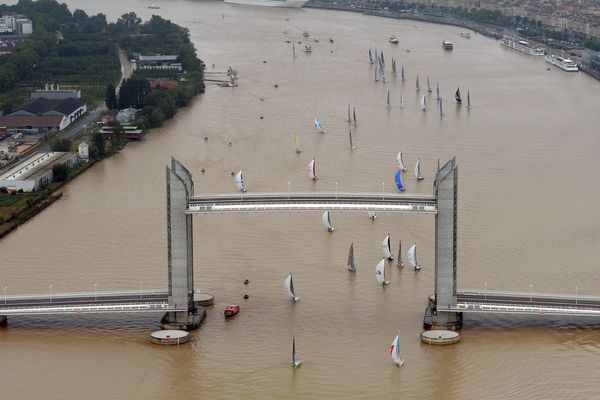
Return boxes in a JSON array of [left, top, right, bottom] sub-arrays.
[[427, 75, 432, 93], [467, 91, 471, 109], [416, 74, 420, 91], [347, 104, 351, 122], [401, 64, 405, 81], [353, 107, 357, 126], [349, 129, 354, 150], [292, 42, 296, 58], [400, 90, 404, 109], [439, 96, 444, 117], [436, 81, 440, 100], [396, 240, 404, 267], [386, 90, 391, 109]]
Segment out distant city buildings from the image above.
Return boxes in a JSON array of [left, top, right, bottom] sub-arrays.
[[0, 12, 33, 35]]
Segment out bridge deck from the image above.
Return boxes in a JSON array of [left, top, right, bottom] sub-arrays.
[[188, 192, 437, 214], [0, 290, 185, 316], [436, 291, 600, 316]]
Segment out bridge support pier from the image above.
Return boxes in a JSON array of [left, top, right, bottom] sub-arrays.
[[424, 158, 463, 331], [0, 315, 6, 327]]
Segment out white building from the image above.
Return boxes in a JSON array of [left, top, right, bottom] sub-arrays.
[[0, 13, 32, 35], [78, 142, 89, 163], [0, 152, 78, 192]]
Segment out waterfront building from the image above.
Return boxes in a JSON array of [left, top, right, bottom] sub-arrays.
[[9, 97, 87, 127], [116, 108, 140, 124], [0, 115, 68, 135], [0, 152, 78, 192], [135, 55, 183, 72]]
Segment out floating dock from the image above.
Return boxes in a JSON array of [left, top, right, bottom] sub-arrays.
[[150, 330, 190, 345], [421, 330, 461, 345]]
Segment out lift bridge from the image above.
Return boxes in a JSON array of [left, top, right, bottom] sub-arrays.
[[2, 157, 600, 330]]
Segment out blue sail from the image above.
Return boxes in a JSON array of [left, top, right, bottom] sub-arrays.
[[395, 170, 404, 191]]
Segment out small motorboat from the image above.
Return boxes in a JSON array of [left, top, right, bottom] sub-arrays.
[[303, 31, 310, 38], [304, 44, 312, 53], [224, 304, 240, 317], [389, 35, 399, 44]]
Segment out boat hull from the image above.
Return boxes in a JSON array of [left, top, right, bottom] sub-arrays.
[[545, 55, 579, 72], [224, 0, 307, 7]]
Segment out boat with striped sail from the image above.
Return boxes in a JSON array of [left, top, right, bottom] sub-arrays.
[[309, 158, 318, 180], [347, 243, 356, 272], [408, 243, 421, 271], [314, 117, 326, 133], [382, 233, 394, 260], [396, 240, 404, 267], [390, 333, 404, 367], [415, 158, 424, 181], [395, 151, 407, 171], [322, 210, 334, 232], [292, 333, 301, 368], [284, 273, 299, 301], [375, 259, 389, 286], [235, 170, 247, 193], [395, 169, 405, 192]]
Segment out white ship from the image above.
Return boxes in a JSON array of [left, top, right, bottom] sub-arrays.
[[545, 54, 579, 72], [224, 0, 307, 7], [500, 37, 544, 56]]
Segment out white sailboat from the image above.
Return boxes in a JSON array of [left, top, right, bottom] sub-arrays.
[[408, 243, 421, 271], [467, 90, 472, 109], [401, 64, 405, 81], [382, 233, 394, 260], [439, 95, 444, 117], [416, 74, 420, 91], [395, 151, 407, 172], [375, 259, 389, 285], [353, 107, 358, 126], [347, 103, 352, 122], [347, 243, 356, 272], [292, 333, 302, 368], [309, 158, 318, 180], [396, 240, 404, 268], [400, 90, 405, 109], [314, 117, 326, 133], [374, 68, 379, 82], [235, 170, 247, 193], [284, 273, 300, 301], [294, 132, 301, 153], [436, 81, 440, 100], [368, 211, 377, 220], [349, 129, 355, 150], [386, 90, 391, 109], [390, 333, 404, 367], [322, 210, 334, 232], [426, 75, 432, 93], [420, 94, 427, 111], [415, 158, 424, 181]]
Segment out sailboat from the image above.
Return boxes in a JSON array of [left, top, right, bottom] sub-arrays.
[[436, 81, 440, 100], [467, 91, 471, 109], [284, 273, 300, 301], [347, 243, 356, 272], [235, 170, 247, 193], [420, 94, 427, 111], [395, 169, 405, 192], [408, 243, 421, 271], [439, 95, 444, 117], [368, 48, 373, 64], [292, 42, 296, 58], [396, 240, 404, 268], [292, 333, 302, 368], [382, 233, 394, 260], [322, 210, 334, 232], [390, 333, 404, 367], [455, 87, 462, 104], [349, 129, 355, 150], [415, 74, 420, 91], [401, 64, 405, 81], [374, 68, 379, 82], [395, 151, 407, 171], [386, 90, 391, 109], [391, 59, 397, 76], [347, 104, 351, 123], [353, 107, 358, 126], [400, 90, 405, 109], [294, 132, 301, 153], [314, 117, 326, 133], [375, 259, 389, 285], [309, 158, 318, 180], [426, 75, 432, 93], [368, 211, 377, 220], [382, 71, 387, 83], [415, 158, 424, 181]]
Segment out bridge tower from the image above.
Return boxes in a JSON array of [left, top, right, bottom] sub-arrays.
[[425, 158, 462, 330], [162, 157, 205, 330]]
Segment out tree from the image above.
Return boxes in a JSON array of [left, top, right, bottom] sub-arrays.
[[52, 164, 69, 182], [93, 131, 106, 158], [50, 137, 72, 152], [115, 12, 141, 32], [105, 84, 118, 110]]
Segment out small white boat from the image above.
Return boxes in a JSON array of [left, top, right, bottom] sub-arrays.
[[395, 151, 407, 172], [375, 259, 389, 286], [304, 44, 312, 53], [148, 4, 161, 9], [368, 211, 377, 220], [390, 333, 404, 367], [415, 158, 424, 181], [322, 210, 334, 232], [347, 243, 356, 272], [284, 273, 299, 301], [389, 35, 399, 44], [314, 117, 326, 133], [235, 170, 247, 193], [309, 158, 318, 180], [292, 333, 301, 368], [408, 243, 421, 271], [382, 233, 394, 260], [420, 94, 427, 111], [396, 240, 404, 268], [460, 32, 471, 39]]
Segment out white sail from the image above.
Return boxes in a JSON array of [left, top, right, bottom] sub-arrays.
[[420, 94, 427, 111], [347, 104, 351, 122], [415, 158, 424, 181], [284, 273, 299, 301], [322, 210, 334, 232], [382, 234, 393, 260], [368, 211, 377, 220], [235, 170, 247, 192], [309, 158, 317, 180], [416, 74, 420, 91], [390, 334, 404, 366], [375, 259, 388, 285], [400, 90, 405, 109], [408, 244, 417, 269], [292, 333, 301, 367], [347, 243, 356, 272], [395, 151, 406, 171]]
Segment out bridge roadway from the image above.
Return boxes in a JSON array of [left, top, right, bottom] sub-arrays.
[[436, 291, 600, 317], [0, 290, 185, 316], [188, 192, 437, 214]]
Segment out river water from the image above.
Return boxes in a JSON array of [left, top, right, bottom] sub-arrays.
[[1, 1, 600, 399]]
